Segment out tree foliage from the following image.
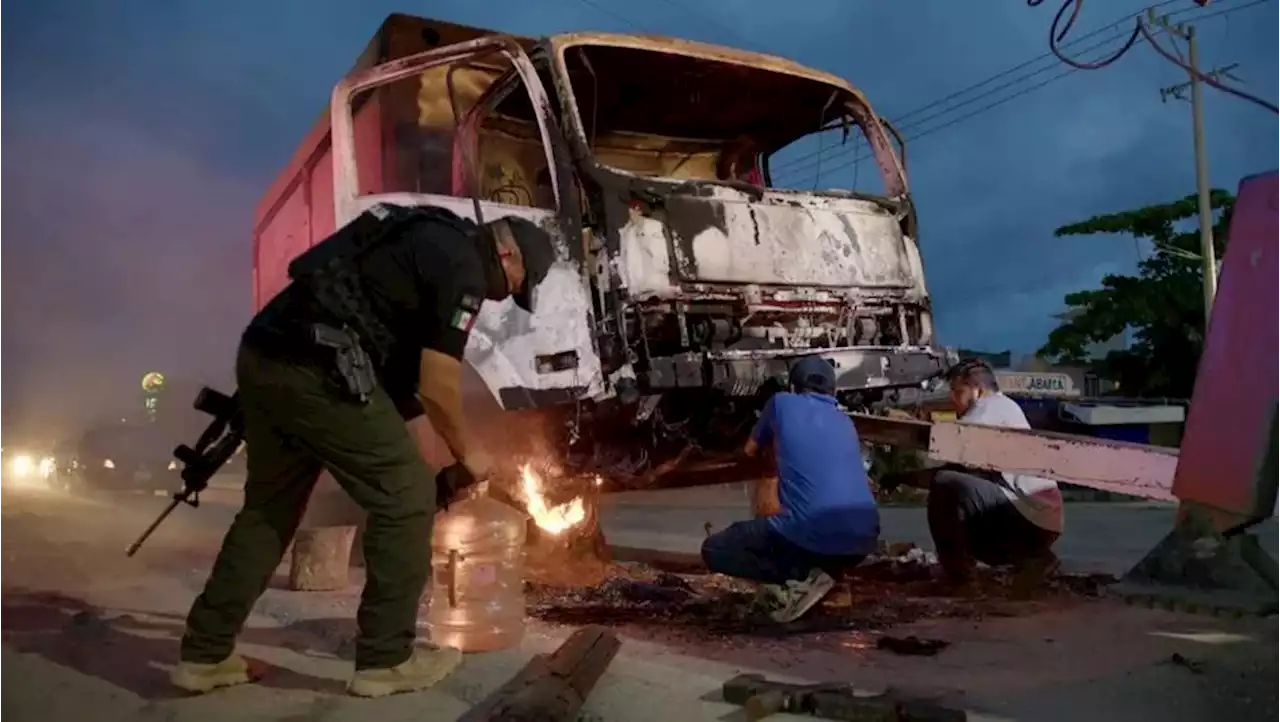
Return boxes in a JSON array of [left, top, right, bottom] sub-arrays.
[[1038, 190, 1235, 399]]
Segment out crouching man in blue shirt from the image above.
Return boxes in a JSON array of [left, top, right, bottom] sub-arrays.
[[701, 357, 880, 623]]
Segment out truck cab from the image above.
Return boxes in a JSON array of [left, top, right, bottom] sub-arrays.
[[254, 15, 947, 486]]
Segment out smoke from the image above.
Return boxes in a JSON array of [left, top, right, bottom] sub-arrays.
[[1, 111, 258, 441]]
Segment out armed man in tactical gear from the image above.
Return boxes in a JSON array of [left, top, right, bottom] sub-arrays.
[[170, 204, 556, 698]]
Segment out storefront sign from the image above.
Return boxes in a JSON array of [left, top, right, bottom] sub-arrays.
[[996, 372, 1079, 397]]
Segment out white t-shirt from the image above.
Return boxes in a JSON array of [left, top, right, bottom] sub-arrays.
[[960, 393, 1065, 533]]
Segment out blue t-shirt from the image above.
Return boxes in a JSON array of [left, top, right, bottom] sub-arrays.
[[751, 392, 880, 556]]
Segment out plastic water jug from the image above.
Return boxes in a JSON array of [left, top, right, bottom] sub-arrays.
[[424, 491, 528, 652]]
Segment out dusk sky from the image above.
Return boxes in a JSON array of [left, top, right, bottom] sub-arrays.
[[3, 0, 1277, 437]]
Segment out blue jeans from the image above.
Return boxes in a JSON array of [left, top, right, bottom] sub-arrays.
[[701, 518, 866, 585], [928, 469, 1059, 581]]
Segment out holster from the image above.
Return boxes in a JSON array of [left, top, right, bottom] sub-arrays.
[[311, 323, 378, 403]]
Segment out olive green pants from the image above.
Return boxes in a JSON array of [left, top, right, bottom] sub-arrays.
[[180, 343, 437, 670]]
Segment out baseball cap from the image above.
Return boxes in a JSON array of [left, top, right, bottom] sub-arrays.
[[789, 356, 837, 396], [493, 216, 556, 312]]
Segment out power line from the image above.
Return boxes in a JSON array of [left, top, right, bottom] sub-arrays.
[[773, 24, 1139, 180], [895, 0, 1182, 124], [775, 0, 1273, 185], [1138, 5, 1278, 112], [1031, 0, 1277, 112], [772, 0, 1197, 177]]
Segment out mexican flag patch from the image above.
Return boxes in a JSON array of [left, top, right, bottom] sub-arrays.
[[450, 307, 477, 333]]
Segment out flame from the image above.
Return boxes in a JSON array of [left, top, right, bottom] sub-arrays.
[[520, 463, 587, 535]]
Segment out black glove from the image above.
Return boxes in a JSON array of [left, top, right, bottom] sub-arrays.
[[435, 462, 478, 510]]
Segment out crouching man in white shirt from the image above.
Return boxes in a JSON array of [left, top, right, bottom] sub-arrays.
[[881, 358, 1064, 592]]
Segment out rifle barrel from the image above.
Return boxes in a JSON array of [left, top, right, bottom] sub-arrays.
[[125, 497, 182, 557]]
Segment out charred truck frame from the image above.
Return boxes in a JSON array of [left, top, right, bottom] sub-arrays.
[[254, 16, 948, 487]]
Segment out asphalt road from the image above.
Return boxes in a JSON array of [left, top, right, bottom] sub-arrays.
[[144, 476, 1280, 576], [3, 484, 1277, 722], [598, 484, 1280, 576]]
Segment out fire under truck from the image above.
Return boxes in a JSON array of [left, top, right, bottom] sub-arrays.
[[253, 15, 1276, 613]]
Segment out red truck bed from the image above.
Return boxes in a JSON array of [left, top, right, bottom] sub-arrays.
[[251, 14, 531, 310]]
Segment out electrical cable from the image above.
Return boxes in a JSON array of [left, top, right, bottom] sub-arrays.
[[1028, 0, 1143, 70], [774, 42, 1135, 185], [776, 0, 1275, 186], [1137, 11, 1279, 113], [1031, 0, 1277, 113], [774, 26, 1138, 182], [770, 0, 1188, 176]]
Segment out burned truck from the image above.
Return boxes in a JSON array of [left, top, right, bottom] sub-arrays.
[[254, 15, 947, 488]]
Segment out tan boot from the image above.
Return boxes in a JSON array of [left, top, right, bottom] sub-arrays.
[[170, 654, 255, 694], [347, 645, 463, 698]]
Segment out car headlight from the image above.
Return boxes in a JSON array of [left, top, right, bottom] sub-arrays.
[[10, 454, 34, 477], [167, 460, 178, 471], [103, 458, 116, 469]]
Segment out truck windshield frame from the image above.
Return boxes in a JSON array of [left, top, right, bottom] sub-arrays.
[[330, 36, 561, 226], [549, 36, 908, 198]]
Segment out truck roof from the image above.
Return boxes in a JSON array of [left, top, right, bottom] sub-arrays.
[[547, 32, 872, 110]]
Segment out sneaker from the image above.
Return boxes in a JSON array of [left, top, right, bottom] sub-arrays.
[[770, 569, 837, 623], [347, 645, 463, 698], [751, 583, 789, 613], [170, 654, 255, 694]]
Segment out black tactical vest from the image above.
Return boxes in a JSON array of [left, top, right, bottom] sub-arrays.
[[286, 203, 477, 366]]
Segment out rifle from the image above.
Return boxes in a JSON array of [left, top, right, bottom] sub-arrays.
[[125, 387, 244, 557]]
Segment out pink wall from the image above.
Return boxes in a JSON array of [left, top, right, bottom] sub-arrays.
[[1172, 172, 1278, 518]]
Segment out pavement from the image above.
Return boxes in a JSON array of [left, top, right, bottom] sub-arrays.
[[2, 482, 1277, 721], [199, 475, 1280, 577], [597, 483, 1280, 577]]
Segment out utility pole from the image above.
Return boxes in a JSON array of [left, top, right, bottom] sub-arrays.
[[1151, 10, 1237, 325]]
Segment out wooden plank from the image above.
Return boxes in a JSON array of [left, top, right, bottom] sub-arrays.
[[849, 412, 933, 450], [459, 626, 622, 722], [928, 421, 1178, 502], [853, 412, 1179, 501]]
